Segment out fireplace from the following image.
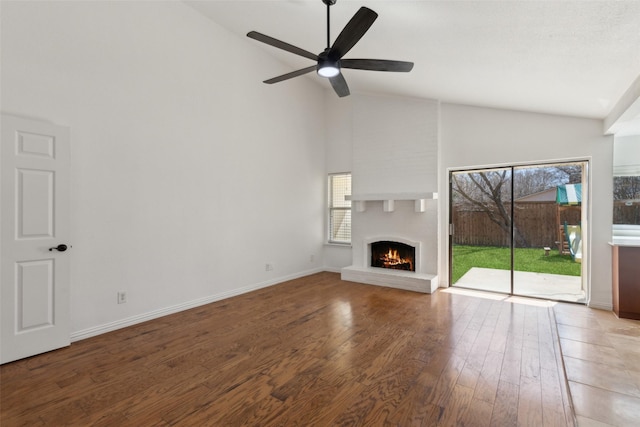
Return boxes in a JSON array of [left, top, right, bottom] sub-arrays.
[[342, 234, 437, 293], [370, 240, 416, 272]]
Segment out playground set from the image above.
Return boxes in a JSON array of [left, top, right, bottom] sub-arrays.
[[556, 184, 582, 262]]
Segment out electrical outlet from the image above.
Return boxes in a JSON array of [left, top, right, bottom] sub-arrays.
[[310, 254, 315, 263], [265, 263, 273, 271], [117, 291, 127, 304]]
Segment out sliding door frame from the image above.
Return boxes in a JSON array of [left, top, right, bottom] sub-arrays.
[[448, 158, 590, 302]]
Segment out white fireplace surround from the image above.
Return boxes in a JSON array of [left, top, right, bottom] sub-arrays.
[[342, 235, 438, 294]]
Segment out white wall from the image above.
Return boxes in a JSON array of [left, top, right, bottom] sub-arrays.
[[352, 95, 438, 195], [439, 103, 614, 309], [323, 95, 353, 272], [613, 134, 640, 176], [1, 1, 327, 337]]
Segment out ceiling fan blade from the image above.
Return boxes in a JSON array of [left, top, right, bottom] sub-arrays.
[[341, 59, 414, 72], [263, 65, 317, 84], [330, 7, 378, 59], [247, 31, 318, 61], [329, 73, 350, 98]]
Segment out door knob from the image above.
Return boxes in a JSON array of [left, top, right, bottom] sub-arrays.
[[49, 244, 69, 252]]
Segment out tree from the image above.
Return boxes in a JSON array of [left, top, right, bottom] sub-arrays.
[[613, 176, 640, 201], [452, 170, 529, 247], [613, 176, 640, 225]]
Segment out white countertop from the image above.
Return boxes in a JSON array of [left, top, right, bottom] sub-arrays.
[[610, 238, 640, 247]]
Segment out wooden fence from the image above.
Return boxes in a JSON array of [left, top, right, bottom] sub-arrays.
[[452, 202, 581, 248], [613, 201, 640, 225]]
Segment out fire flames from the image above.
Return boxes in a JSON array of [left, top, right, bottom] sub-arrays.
[[381, 248, 413, 270], [371, 241, 415, 271]]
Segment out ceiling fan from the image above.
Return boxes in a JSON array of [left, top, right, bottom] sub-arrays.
[[247, 0, 414, 98]]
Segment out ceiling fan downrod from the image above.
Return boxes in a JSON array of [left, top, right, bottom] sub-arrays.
[[323, 0, 337, 49]]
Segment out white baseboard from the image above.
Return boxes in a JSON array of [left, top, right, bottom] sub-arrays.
[[322, 266, 344, 273], [70, 267, 324, 342], [587, 300, 613, 311]]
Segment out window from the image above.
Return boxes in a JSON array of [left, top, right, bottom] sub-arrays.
[[328, 173, 351, 244], [613, 176, 640, 225]]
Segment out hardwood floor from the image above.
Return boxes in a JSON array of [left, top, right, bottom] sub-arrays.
[[1, 272, 573, 426], [553, 302, 640, 426]]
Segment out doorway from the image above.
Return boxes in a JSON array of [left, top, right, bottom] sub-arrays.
[[1, 115, 72, 364], [449, 161, 586, 303]]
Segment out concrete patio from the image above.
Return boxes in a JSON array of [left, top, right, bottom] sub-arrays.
[[455, 267, 585, 303]]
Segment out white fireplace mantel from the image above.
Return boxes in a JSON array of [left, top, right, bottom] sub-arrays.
[[346, 192, 438, 212]]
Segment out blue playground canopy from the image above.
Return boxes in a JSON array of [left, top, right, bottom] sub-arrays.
[[556, 184, 582, 206]]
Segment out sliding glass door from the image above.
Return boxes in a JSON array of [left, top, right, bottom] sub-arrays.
[[450, 162, 586, 303], [450, 167, 512, 294]]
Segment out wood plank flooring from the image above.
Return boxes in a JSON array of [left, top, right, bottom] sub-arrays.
[[554, 302, 640, 426], [1, 272, 573, 426]]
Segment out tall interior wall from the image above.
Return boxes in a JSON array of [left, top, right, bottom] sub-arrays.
[[1, 1, 328, 338]]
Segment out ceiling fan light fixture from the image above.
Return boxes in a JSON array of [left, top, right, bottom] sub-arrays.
[[317, 64, 340, 78], [247, 3, 413, 97]]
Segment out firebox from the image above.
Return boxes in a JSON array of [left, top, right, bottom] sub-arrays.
[[370, 241, 415, 271]]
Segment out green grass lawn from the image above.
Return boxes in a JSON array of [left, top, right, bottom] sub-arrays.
[[452, 245, 581, 284]]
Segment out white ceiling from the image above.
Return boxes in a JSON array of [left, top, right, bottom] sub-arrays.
[[186, 0, 640, 121]]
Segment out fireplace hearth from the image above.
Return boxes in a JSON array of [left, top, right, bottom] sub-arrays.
[[370, 241, 415, 272]]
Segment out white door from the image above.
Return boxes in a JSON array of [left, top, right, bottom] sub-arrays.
[[1, 115, 71, 364]]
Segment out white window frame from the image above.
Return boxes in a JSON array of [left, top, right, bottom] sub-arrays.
[[328, 173, 352, 244]]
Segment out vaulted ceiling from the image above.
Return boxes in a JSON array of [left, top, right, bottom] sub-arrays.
[[186, 0, 640, 126]]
